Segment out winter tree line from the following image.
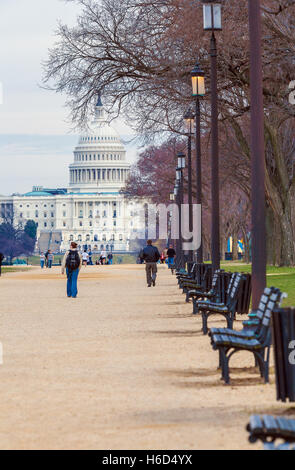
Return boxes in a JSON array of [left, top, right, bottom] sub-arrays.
[[40, 0, 294, 265]]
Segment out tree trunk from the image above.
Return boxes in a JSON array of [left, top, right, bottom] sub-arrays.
[[232, 231, 238, 261]]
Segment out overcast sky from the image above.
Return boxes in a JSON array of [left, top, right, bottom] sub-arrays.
[[0, 0, 137, 195]]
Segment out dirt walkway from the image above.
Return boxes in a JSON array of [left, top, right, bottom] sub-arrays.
[[0, 265, 292, 450]]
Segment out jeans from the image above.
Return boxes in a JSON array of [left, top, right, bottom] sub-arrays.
[[108, 259, 113, 265], [40, 260, 45, 269], [66, 268, 79, 298], [167, 257, 174, 268], [47, 260, 53, 268]]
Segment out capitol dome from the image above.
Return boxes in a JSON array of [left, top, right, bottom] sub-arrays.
[[69, 96, 130, 193]]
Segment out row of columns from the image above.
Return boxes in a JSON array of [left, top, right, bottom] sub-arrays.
[[73, 201, 122, 219], [70, 168, 129, 184]]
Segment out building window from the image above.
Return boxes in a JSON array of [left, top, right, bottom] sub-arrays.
[[70, 235, 74, 241], [79, 221, 83, 227], [63, 211, 66, 217], [44, 212, 47, 218], [35, 211, 38, 218], [63, 222, 66, 227], [51, 212, 54, 218], [44, 222, 47, 227]]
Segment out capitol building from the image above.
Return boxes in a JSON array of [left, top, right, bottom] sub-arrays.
[[0, 97, 144, 253]]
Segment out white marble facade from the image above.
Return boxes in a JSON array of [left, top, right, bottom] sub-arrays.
[[0, 98, 144, 253]]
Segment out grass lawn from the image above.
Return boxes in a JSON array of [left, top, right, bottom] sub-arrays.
[[1, 267, 32, 274], [221, 261, 295, 306], [21, 253, 138, 266]]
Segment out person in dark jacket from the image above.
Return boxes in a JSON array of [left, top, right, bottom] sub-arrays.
[[166, 245, 176, 269], [0, 252, 4, 277], [142, 240, 161, 287]]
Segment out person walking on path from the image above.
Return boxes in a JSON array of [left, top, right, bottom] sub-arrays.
[[100, 249, 107, 265], [0, 252, 4, 277], [160, 251, 166, 264], [166, 245, 176, 269], [82, 250, 89, 267], [88, 249, 93, 265], [61, 242, 82, 298], [142, 240, 161, 287], [107, 252, 113, 265], [45, 250, 49, 268], [47, 250, 54, 269], [40, 252, 45, 269]]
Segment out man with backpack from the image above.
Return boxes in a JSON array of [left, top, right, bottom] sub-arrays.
[[141, 240, 161, 287], [61, 242, 82, 298]]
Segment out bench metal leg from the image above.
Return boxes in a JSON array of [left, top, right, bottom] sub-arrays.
[[220, 348, 230, 384], [202, 312, 209, 335]]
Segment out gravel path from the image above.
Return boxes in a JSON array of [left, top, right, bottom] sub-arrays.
[[0, 264, 290, 450]]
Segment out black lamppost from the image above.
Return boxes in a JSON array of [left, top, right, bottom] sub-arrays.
[[169, 192, 175, 247], [248, 0, 266, 309], [174, 182, 180, 266], [176, 152, 186, 268], [184, 109, 195, 263], [202, 0, 222, 272], [191, 61, 205, 264]]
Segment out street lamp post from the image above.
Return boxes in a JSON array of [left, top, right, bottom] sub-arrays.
[[184, 109, 195, 263], [191, 61, 205, 264], [202, 0, 222, 272], [169, 192, 175, 247], [176, 152, 186, 269], [174, 182, 180, 267], [248, 0, 266, 309]]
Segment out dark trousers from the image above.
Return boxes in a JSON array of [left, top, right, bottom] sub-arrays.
[[145, 263, 157, 285]]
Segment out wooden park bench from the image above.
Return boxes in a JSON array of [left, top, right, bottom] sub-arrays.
[[210, 288, 284, 384], [187, 269, 229, 311], [180, 264, 212, 296], [272, 306, 295, 402], [176, 262, 196, 284], [247, 415, 295, 448], [209, 286, 280, 338], [194, 272, 246, 335]]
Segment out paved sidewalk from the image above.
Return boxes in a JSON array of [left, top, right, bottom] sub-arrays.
[[0, 265, 288, 449]]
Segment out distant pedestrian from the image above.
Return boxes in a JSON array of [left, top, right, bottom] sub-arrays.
[[61, 242, 82, 298], [100, 250, 107, 265], [40, 252, 45, 269], [160, 251, 166, 264], [142, 240, 161, 287], [88, 249, 93, 265], [47, 250, 54, 268], [107, 252, 113, 265], [166, 245, 176, 269], [45, 250, 49, 267], [82, 250, 89, 267], [0, 252, 4, 276]]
